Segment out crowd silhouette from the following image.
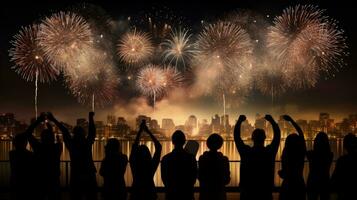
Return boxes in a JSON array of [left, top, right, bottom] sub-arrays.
[[9, 112, 357, 200]]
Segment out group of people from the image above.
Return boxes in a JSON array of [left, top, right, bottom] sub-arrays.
[[9, 112, 357, 200]]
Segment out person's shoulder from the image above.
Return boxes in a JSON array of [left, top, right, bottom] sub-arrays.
[[162, 152, 173, 160], [199, 151, 209, 160], [222, 154, 229, 161]]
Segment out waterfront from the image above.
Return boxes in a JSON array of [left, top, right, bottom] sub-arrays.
[[0, 138, 344, 188]]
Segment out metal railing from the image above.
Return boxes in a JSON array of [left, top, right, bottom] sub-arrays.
[[0, 160, 337, 190]]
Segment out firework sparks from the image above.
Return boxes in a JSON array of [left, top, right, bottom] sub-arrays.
[[137, 65, 165, 97], [254, 57, 289, 101], [9, 24, 60, 118], [9, 24, 59, 82], [38, 11, 93, 69], [194, 21, 254, 111], [137, 65, 165, 107], [196, 21, 253, 67], [161, 29, 197, 70], [117, 30, 154, 65], [162, 66, 184, 89], [267, 4, 347, 89], [66, 55, 119, 109], [224, 9, 270, 58]]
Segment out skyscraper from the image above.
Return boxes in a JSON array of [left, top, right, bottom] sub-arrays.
[[107, 114, 116, 126], [162, 118, 175, 137]]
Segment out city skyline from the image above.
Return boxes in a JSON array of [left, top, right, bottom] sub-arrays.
[[1, 111, 356, 140]]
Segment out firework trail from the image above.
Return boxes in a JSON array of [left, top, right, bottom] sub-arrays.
[[38, 11, 93, 70], [161, 29, 197, 71], [117, 30, 154, 65], [267, 4, 347, 89], [128, 6, 185, 43], [9, 24, 60, 117], [136, 65, 165, 108]]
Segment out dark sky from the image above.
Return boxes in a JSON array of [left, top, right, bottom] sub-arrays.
[[0, 0, 356, 123]]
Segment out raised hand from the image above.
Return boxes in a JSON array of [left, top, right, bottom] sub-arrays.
[[282, 115, 293, 122], [265, 115, 274, 122], [237, 115, 247, 123]]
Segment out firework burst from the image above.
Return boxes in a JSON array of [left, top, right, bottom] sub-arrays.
[[66, 56, 119, 109], [195, 21, 253, 66], [38, 11, 93, 69], [267, 4, 347, 89], [161, 29, 197, 70], [254, 57, 289, 100], [117, 30, 154, 65], [136, 65, 165, 98], [9, 24, 61, 118], [9, 24, 59, 82], [117, 30, 154, 64], [162, 66, 184, 90]]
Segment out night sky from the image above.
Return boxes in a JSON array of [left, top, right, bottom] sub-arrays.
[[0, 0, 356, 124]]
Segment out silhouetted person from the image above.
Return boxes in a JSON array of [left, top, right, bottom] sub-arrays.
[[59, 112, 98, 200], [9, 133, 35, 200], [130, 120, 162, 200], [161, 130, 197, 200], [306, 132, 333, 200], [198, 133, 230, 200], [100, 138, 128, 200], [279, 115, 307, 200], [331, 133, 357, 200], [234, 114, 281, 200], [24, 113, 62, 200]]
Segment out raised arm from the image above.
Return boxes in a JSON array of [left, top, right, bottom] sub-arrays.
[[283, 115, 304, 139], [143, 123, 162, 171], [265, 115, 281, 152], [129, 121, 144, 162], [25, 114, 44, 137], [87, 112, 96, 144], [234, 115, 247, 152], [283, 115, 306, 150], [47, 112, 71, 148]]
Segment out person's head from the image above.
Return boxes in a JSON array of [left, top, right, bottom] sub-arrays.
[[172, 130, 186, 148], [137, 145, 151, 163], [41, 129, 55, 145], [313, 132, 331, 153], [105, 138, 121, 156], [283, 133, 305, 159], [207, 133, 223, 151], [72, 126, 86, 142], [343, 133, 357, 154], [13, 133, 27, 150], [252, 129, 266, 147]]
